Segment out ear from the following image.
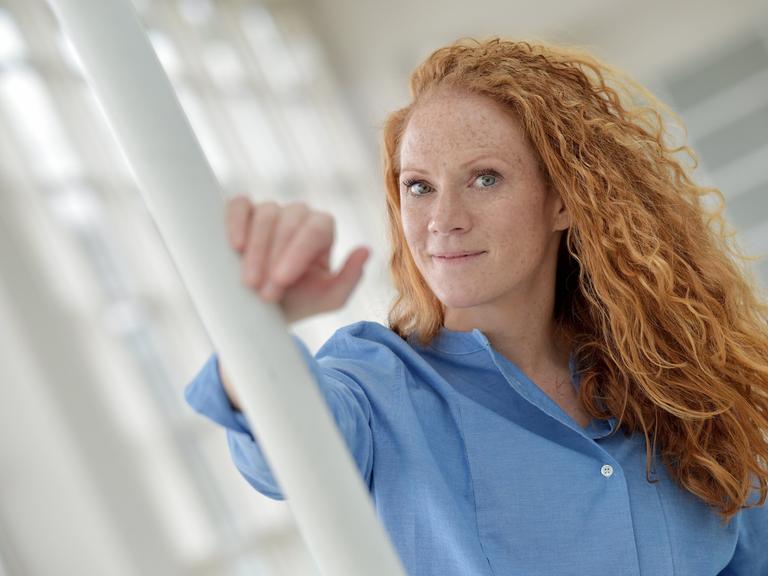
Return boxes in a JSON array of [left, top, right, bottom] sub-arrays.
[[551, 191, 570, 232]]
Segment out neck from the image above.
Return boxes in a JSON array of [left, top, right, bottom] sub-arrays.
[[443, 295, 571, 381]]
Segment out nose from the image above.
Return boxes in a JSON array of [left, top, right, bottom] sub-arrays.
[[427, 188, 471, 235]]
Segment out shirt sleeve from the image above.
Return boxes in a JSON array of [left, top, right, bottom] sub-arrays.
[[184, 333, 374, 501], [720, 490, 768, 575]]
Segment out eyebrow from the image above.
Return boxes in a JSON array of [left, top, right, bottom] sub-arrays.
[[400, 154, 514, 174]]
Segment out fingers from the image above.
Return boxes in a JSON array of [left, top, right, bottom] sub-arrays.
[[263, 211, 335, 300], [230, 198, 333, 294], [326, 246, 370, 306], [227, 196, 365, 311], [266, 202, 311, 286], [241, 201, 280, 288], [280, 245, 371, 324], [226, 195, 253, 253]]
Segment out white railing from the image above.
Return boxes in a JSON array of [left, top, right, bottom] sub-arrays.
[[45, 0, 406, 574]]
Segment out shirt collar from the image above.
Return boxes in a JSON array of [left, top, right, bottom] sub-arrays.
[[428, 327, 582, 387], [420, 325, 617, 436], [425, 326, 489, 355]]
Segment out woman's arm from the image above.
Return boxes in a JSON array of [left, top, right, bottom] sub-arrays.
[[214, 195, 369, 411], [185, 335, 375, 501], [185, 194, 374, 498]]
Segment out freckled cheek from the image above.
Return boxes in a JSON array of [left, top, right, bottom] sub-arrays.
[[495, 227, 549, 273], [400, 212, 427, 247], [400, 224, 423, 264]]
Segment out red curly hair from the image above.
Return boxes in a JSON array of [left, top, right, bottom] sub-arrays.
[[381, 37, 768, 524]]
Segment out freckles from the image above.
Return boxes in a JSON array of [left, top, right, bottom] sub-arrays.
[[400, 212, 423, 241]]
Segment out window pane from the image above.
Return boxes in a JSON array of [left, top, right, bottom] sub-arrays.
[[241, 5, 302, 94], [226, 97, 289, 179], [0, 66, 81, 182], [0, 9, 26, 61], [203, 40, 246, 91]]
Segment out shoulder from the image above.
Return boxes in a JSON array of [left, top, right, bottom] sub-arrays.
[[310, 321, 424, 385], [318, 320, 417, 358]]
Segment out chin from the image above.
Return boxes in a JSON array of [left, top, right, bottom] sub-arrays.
[[434, 290, 487, 310]]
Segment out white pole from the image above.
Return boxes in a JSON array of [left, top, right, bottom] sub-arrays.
[[45, 1, 407, 575]]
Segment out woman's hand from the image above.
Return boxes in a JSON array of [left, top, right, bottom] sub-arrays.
[[218, 195, 370, 410], [227, 195, 370, 321]]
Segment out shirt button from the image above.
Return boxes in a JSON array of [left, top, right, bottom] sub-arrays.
[[601, 464, 614, 478]]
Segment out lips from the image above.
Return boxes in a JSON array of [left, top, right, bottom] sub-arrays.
[[432, 250, 486, 259]]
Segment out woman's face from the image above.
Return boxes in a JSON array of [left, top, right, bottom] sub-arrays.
[[398, 88, 569, 314]]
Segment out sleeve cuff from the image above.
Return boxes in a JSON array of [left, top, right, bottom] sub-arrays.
[[184, 353, 253, 437], [183, 336, 315, 436]]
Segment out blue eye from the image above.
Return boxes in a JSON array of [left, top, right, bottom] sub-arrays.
[[474, 171, 501, 188], [402, 179, 432, 196]]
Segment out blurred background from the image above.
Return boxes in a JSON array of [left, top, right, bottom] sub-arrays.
[[0, 0, 766, 574]]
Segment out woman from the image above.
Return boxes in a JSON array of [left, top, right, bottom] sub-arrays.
[[185, 37, 768, 575]]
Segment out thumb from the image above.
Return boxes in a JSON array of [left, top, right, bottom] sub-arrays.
[[327, 246, 370, 304]]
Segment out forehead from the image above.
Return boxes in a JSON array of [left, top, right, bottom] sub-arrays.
[[399, 89, 527, 165]]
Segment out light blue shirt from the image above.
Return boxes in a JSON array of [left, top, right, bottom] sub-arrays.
[[185, 321, 767, 575]]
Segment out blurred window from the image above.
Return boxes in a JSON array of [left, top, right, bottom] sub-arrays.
[[0, 1, 377, 574]]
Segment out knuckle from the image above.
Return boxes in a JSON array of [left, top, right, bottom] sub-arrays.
[[251, 211, 276, 233], [309, 211, 333, 230], [254, 202, 280, 224], [258, 200, 280, 212], [228, 194, 251, 214], [279, 203, 309, 228], [285, 201, 308, 212]]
